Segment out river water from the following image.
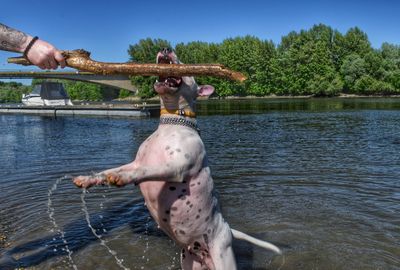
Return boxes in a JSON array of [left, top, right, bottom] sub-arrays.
[[0, 98, 399, 270]]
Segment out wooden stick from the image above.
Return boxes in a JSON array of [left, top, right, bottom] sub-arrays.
[[8, 49, 247, 82]]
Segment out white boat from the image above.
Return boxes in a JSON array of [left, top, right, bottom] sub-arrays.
[[22, 82, 73, 106]]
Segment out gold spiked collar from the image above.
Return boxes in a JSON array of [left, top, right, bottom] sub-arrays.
[[160, 108, 196, 118]]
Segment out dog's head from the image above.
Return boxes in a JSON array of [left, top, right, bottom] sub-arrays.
[[154, 48, 214, 109]]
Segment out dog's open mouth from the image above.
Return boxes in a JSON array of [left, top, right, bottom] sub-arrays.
[[158, 76, 182, 87], [157, 53, 182, 88]]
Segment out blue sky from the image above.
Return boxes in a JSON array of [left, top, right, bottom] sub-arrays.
[[1, 0, 399, 80]]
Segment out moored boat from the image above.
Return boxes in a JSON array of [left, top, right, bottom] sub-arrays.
[[22, 81, 73, 106]]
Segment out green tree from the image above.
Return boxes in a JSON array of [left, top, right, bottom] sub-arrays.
[[217, 36, 277, 96], [340, 54, 366, 91], [64, 81, 102, 101], [118, 89, 132, 99], [0, 81, 31, 103], [277, 24, 342, 96], [380, 43, 400, 90], [341, 27, 372, 58]]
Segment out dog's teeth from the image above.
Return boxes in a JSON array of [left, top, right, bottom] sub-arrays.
[[170, 61, 172, 64], [165, 79, 168, 83]]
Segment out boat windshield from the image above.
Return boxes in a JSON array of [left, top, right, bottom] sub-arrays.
[[39, 82, 70, 100], [31, 85, 42, 95]]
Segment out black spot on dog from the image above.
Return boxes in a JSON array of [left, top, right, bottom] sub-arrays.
[[198, 209, 202, 212], [165, 146, 170, 150], [171, 207, 178, 211], [179, 230, 186, 235], [190, 183, 195, 187], [207, 229, 211, 234], [205, 216, 210, 222], [197, 182, 201, 185], [182, 250, 186, 259], [179, 195, 187, 200], [190, 204, 193, 208], [169, 151, 174, 155], [162, 218, 168, 222], [176, 148, 181, 152], [186, 201, 191, 205], [184, 154, 190, 159], [203, 234, 209, 245], [196, 215, 200, 219], [169, 186, 176, 191], [165, 210, 170, 214]]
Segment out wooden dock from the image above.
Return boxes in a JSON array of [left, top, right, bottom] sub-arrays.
[[0, 103, 160, 118]]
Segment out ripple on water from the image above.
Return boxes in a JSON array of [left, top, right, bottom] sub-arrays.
[[1, 103, 400, 269]]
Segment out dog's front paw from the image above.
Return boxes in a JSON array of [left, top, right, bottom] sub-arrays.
[[73, 174, 106, 189]]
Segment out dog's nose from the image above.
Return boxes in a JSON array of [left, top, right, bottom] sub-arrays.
[[162, 47, 172, 55]]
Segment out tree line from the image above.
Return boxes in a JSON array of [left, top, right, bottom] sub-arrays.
[[1, 24, 399, 103], [0, 81, 30, 103], [128, 24, 400, 98]]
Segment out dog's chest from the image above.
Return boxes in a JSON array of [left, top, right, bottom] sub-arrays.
[[139, 168, 215, 237]]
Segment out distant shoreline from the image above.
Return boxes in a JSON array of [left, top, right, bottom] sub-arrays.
[[118, 93, 400, 103], [3, 93, 400, 105], [209, 93, 400, 100]]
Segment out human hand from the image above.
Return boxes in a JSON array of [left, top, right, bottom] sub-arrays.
[[24, 37, 66, 70]]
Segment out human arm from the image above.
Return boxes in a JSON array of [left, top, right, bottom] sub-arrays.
[[0, 23, 66, 69]]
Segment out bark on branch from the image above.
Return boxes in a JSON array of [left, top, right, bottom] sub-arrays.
[[8, 49, 247, 82]]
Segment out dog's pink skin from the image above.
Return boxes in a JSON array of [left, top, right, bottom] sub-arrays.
[[73, 52, 235, 270]]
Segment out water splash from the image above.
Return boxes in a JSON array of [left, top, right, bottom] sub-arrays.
[[139, 215, 151, 269], [47, 176, 78, 270], [265, 252, 286, 270], [80, 189, 131, 270], [168, 247, 179, 270]]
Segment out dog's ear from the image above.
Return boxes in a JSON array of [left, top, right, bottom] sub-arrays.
[[197, 85, 215, 97]]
